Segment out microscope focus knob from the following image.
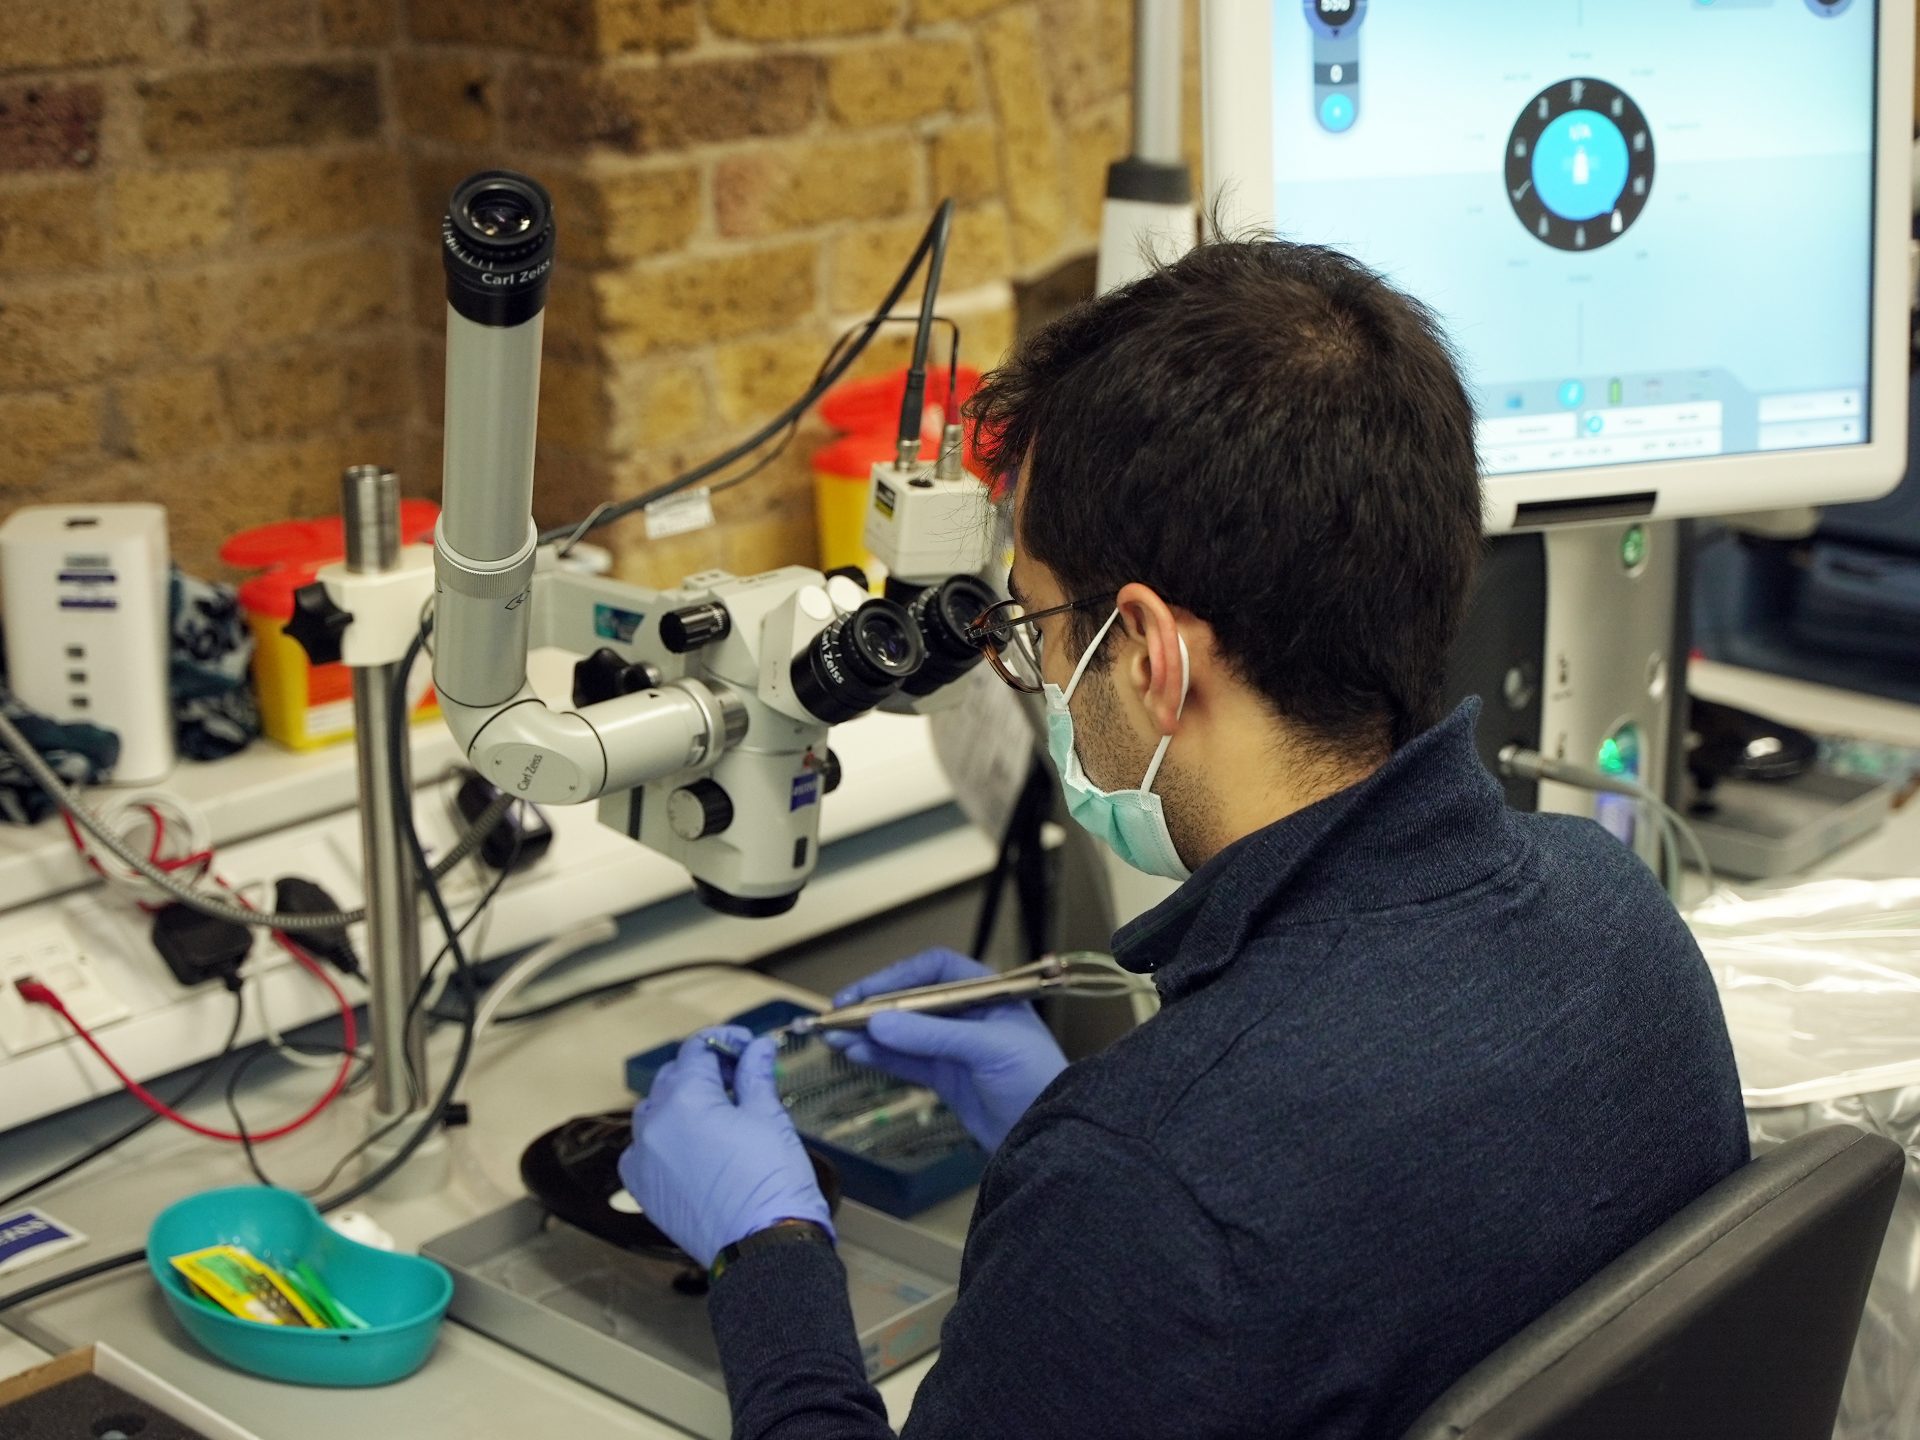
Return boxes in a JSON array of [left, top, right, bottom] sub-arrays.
[[283, 581, 352, 666], [668, 779, 733, 840], [820, 748, 843, 794], [661, 602, 731, 654]]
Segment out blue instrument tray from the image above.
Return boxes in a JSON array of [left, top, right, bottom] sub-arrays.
[[625, 1000, 985, 1219]]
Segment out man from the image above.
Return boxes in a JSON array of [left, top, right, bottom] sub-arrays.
[[622, 240, 1749, 1439]]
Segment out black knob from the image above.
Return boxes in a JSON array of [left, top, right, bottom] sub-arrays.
[[820, 748, 843, 794], [667, 779, 733, 840], [571, 647, 661, 708], [660, 602, 731, 654], [284, 582, 352, 665]]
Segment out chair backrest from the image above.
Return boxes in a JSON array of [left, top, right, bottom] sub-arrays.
[[1403, 1124, 1904, 1440]]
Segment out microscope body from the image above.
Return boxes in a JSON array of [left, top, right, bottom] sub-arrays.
[[532, 563, 871, 916], [431, 169, 997, 916]]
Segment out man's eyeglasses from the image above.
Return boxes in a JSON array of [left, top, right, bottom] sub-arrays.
[[968, 595, 1112, 694]]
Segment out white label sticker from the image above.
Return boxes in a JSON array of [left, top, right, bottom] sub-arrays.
[[643, 487, 716, 541], [0, 1208, 87, 1277], [305, 699, 354, 740]]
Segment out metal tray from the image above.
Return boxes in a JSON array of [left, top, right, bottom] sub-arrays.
[[1691, 769, 1896, 879], [423, 1198, 960, 1439]]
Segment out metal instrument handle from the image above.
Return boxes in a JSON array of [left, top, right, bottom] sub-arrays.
[[802, 957, 1068, 1033]]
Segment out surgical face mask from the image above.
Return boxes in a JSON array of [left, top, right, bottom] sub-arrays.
[[1043, 609, 1192, 881]]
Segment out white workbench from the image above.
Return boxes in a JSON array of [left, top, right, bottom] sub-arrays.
[[0, 963, 975, 1434], [0, 1330, 48, 1379], [4, 660, 1915, 1435]]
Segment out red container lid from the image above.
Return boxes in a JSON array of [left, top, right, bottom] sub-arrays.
[[819, 366, 982, 436], [223, 500, 439, 619]]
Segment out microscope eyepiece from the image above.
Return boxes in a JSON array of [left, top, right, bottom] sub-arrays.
[[442, 170, 556, 328], [858, 609, 918, 670], [901, 574, 996, 696], [467, 189, 538, 240], [790, 599, 926, 725]]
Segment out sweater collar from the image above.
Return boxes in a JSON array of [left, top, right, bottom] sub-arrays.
[[1112, 700, 1521, 1000]]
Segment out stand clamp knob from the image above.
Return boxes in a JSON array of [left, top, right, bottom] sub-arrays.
[[284, 582, 352, 666]]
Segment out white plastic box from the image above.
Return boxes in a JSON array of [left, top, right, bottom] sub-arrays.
[[0, 503, 174, 783]]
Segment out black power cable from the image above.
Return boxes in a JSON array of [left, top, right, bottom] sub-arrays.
[[0, 991, 246, 1214], [703, 316, 961, 505], [326, 617, 481, 1208], [223, 1043, 325, 1190], [895, 200, 955, 459], [540, 198, 959, 547], [400, 805, 526, 1104]]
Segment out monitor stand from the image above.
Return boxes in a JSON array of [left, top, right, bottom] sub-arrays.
[[1447, 521, 1686, 871]]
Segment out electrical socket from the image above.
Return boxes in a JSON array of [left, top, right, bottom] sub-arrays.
[[0, 929, 130, 1056]]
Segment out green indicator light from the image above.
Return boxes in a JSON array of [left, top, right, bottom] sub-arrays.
[[1621, 525, 1647, 570], [1598, 725, 1642, 777], [1608, 378, 1623, 405]]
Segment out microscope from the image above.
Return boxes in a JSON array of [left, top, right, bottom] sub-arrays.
[[431, 171, 997, 917]]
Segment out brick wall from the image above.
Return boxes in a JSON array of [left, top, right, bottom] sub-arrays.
[[397, 0, 1165, 587], [0, 0, 408, 576], [2, 0, 1172, 585]]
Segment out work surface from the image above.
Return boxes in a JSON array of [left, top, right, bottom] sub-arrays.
[[4, 662, 1918, 1436], [0, 965, 977, 1437]]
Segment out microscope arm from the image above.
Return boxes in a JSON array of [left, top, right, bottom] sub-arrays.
[[435, 681, 734, 806], [432, 500, 742, 807], [428, 247, 742, 808]]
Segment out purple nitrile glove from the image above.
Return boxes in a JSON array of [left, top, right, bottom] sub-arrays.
[[824, 948, 1067, 1153], [619, 1024, 832, 1270]]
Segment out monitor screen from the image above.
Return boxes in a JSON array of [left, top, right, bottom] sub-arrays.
[[1271, 0, 1879, 485]]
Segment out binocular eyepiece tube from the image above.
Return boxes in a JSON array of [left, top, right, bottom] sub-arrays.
[[791, 598, 927, 725], [435, 171, 556, 711]]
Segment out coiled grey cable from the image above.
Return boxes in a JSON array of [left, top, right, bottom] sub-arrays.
[[1498, 745, 1717, 900], [0, 707, 510, 933]]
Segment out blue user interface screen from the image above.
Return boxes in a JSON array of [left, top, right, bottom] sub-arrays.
[[1274, 0, 1877, 479]]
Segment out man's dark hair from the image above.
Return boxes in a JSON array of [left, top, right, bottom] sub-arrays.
[[970, 239, 1482, 754]]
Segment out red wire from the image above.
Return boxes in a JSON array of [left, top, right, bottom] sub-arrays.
[[60, 806, 214, 899], [19, 963, 355, 1143], [15, 876, 360, 1144], [142, 806, 215, 891], [38, 795, 359, 1139]]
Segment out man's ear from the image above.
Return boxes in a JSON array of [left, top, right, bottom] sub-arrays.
[[1114, 582, 1187, 736]]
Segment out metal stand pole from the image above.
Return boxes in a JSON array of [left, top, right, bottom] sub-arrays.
[[1132, 0, 1185, 168], [1095, 0, 1196, 297], [342, 465, 428, 1119]]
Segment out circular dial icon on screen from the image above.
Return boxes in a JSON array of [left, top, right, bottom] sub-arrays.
[[1803, 0, 1855, 16], [1506, 79, 1654, 252]]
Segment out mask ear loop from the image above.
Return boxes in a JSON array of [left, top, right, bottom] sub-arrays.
[[1140, 633, 1190, 794], [1061, 608, 1123, 704]]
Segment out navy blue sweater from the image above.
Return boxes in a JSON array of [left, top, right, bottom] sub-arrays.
[[709, 703, 1749, 1438]]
